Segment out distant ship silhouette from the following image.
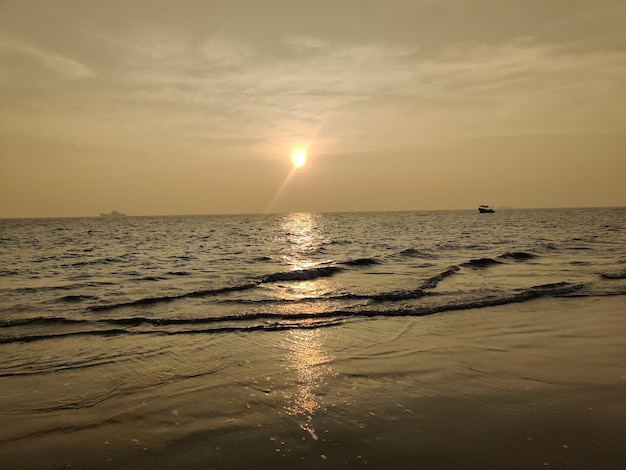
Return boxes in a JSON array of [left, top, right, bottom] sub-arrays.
[[100, 210, 126, 217], [478, 205, 495, 213]]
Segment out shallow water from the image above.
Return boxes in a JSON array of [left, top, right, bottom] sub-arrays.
[[2, 297, 624, 469]]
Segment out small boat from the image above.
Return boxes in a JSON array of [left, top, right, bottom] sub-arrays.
[[100, 210, 126, 217], [478, 205, 494, 213]]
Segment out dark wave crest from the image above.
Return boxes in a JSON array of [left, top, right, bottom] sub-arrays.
[[517, 282, 585, 298], [0, 319, 348, 346], [371, 289, 427, 301], [339, 258, 382, 266], [260, 266, 342, 282], [499, 251, 537, 261], [0, 329, 132, 345], [0, 316, 88, 328], [58, 294, 99, 303], [419, 266, 460, 290], [600, 270, 626, 280], [0, 269, 21, 277], [90, 282, 260, 311], [461, 258, 503, 269], [397, 248, 438, 259]]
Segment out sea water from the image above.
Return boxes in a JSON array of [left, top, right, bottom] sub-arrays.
[[0, 208, 626, 346], [2, 208, 624, 342], [1, 208, 625, 466]]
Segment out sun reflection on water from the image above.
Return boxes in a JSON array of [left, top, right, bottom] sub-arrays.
[[278, 212, 330, 299], [279, 212, 327, 266], [277, 213, 335, 439], [282, 329, 334, 439]]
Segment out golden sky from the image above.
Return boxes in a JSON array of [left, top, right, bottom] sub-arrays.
[[1, 0, 625, 217]]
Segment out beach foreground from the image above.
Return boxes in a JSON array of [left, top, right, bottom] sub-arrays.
[[1, 296, 624, 469]]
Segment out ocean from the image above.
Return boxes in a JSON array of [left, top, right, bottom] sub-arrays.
[[1, 208, 625, 468]]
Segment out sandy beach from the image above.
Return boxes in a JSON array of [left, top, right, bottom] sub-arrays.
[[1, 295, 624, 469]]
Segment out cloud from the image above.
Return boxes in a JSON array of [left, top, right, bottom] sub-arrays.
[[0, 34, 94, 79], [2, 2, 625, 162]]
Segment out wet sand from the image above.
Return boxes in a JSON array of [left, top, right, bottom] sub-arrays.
[[1, 296, 624, 469]]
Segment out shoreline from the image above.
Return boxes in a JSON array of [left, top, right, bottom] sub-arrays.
[[1, 295, 624, 469]]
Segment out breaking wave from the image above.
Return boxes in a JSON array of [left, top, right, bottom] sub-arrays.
[[461, 258, 503, 268], [1, 281, 589, 345], [85, 251, 546, 312]]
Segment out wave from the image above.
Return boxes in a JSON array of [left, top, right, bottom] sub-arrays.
[[459, 252, 538, 269], [339, 258, 382, 266], [424, 251, 537, 274], [99, 312, 347, 327], [16, 281, 115, 294], [396, 248, 438, 259], [0, 318, 349, 345], [90, 262, 453, 311], [419, 266, 460, 290], [0, 328, 129, 345], [327, 239, 352, 246], [364, 282, 587, 317], [57, 294, 99, 303], [461, 258, 503, 269], [518, 282, 585, 298], [137, 276, 169, 282], [370, 289, 428, 301], [0, 316, 88, 328], [2, 281, 596, 346], [260, 266, 342, 282], [87, 252, 543, 312], [0, 269, 21, 277], [91, 266, 344, 311], [600, 270, 626, 280], [499, 251, 537, 261], [90, 282, 259, 311], [60, 257, 123, 268]]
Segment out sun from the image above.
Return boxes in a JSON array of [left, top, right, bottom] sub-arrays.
[[291, 150, 307, 169]]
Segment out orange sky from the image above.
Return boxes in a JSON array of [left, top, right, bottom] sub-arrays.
[[1, 0, 625, 217]]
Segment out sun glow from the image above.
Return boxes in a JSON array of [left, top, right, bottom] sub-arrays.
[[265, 148, 311, 212], [291, 150, 307, 169]]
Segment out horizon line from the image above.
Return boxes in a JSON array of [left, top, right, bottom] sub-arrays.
[[1, 205, 625, 220]]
